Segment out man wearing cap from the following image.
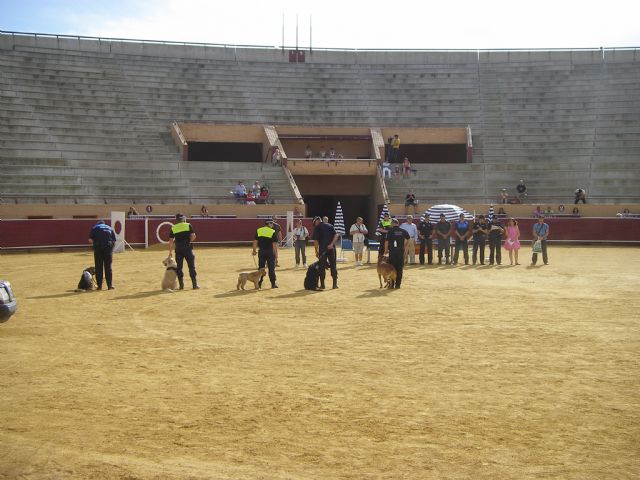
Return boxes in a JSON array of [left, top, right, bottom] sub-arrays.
[[417, 214, 434, 265], [384, 218, 410, 288], [312, 216, 339, 289], [169, 213, 199, 290], [376, 212, 392, 258], [252, 218, 278, 288]]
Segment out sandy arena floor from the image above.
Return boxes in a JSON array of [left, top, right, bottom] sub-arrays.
[[1, 245, 639, 479]]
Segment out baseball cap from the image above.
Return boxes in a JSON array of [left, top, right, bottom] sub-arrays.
[[391, 218, 399, 225], [175, 213, 185, 220], [313, 216, 322, 222]]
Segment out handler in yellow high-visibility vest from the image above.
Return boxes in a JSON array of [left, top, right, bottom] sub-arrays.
[[169, 213, 199, 290], [252, 217, 278, 289]]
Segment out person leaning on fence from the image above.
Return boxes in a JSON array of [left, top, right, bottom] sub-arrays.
[[252, 218, 279, 288], [349, 217, 368, 266], [169, 213, 199, 290], [293, 218, 309, 270], [88, 220, 116, 290]]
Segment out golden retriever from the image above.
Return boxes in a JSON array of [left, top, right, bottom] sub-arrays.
[[377, 256, 397, 289], [237, 268, 266, 290], [162, 256, 179, 292]]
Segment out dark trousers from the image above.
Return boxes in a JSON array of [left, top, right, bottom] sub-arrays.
[[437, 238, 450, 263], [176, 246, 197, 287], [453, 238, 469, 264], [472, 238, 486, 264], [574, 198, 586, 204], [531, 240, 549, 265], [93, 246, 113, 288], [489, 237, 502, 264], [419, 238, 433, 265], [388, 251, 404, 288], [258, 249, 277, 287], [319, 249, 338, 286], [294, 240, 307, 265]]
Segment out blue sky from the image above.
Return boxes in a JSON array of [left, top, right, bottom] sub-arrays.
[[2, 0, 640, 49]]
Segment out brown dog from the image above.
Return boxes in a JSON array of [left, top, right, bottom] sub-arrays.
[[377, 256, 397, 289], [237, 268, 266, 290], [162, 255, 179, 292]]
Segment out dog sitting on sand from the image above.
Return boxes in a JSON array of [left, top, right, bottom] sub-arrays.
[[377, 255, 397, 289], [162, 256, 179, 292], [75, 266, 97, 292], [237, 268, 266, 290]]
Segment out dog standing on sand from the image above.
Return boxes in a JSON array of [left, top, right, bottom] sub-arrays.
[[237, 268, 266, 290], [377, 255, 397, 289], [162, 256, 179, 292]]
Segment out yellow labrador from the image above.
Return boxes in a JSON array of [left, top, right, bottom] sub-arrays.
[[162, 256, 179, 292]]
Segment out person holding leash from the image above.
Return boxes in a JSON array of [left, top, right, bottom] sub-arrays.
[[384, 218, 410, 289], [252, 218, 279, 288], [88, 220, 116, 290], [312, 216, 339, 289], [169, 213, 199, 290]]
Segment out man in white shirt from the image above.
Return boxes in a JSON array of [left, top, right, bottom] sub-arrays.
[[349, 217, 368, 266], [400, 215, 418, 265]]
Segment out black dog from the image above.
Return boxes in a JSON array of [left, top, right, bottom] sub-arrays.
[[76, 266, 97, 291], [304, 253, 329, 290]]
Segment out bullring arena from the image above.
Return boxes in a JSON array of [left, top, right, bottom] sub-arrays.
[[1, 31, 640, 479]]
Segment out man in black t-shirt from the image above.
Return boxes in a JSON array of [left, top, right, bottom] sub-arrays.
[[488, 217, 504, 265], [384, 218, 410, 288], [169, 213, 199, 290], [312, 216, 339, 289]]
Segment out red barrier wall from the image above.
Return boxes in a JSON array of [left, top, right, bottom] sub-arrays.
[[0, 218, 638, 249]]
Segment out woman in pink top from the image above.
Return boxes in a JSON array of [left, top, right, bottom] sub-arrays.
[[503, 218, 521, 265]]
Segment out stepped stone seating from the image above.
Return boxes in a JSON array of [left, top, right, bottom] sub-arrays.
[[1, 34, 639, 205]]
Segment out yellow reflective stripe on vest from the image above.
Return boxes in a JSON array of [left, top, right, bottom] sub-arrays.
[[171, 222, 191, 234], [257, 226, 275, 238]]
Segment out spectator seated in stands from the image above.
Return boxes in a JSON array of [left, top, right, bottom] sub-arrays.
[[246, 191, 256, 205], [393, 165, 401, 179], [558, 204, 565, 213], [572, 207, 580, 215], [405, 191, 418, 214], [574, 188, 587, 204], [329, 147, 336, 159], [497, 207, 506, 216], [617, 208, 635, 217], [127, 206, 139, 218], [252, 181, 261, 196], [382, 161, 392, 179], [402, 157, 411, 179], [533, 205, 542, 217], [257, 186, 269, 204], [233, 181, 247, 203], [319, 146, 327, 159], [499, 189, 509, 204], [544, 206, 554, 215], [305, 145, 312, 159], [516, 179, 527, 203]]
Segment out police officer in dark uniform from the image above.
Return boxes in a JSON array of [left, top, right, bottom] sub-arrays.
[[376, 212, 392, 257], [312, 216, 339, 289], [384, 218, 410, 288], [88, 220, 116, 290], [435, 213, 452, 264], [488, 216, 504, 265], [452, 213, 471, 265], [417, 214, 434, 265], [252, 218, 278, 288], [472, 215, 489, 265], [169, 213, 199, 290]]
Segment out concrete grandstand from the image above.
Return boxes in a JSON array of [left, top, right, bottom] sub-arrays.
[[1, 31, 639, 230]]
